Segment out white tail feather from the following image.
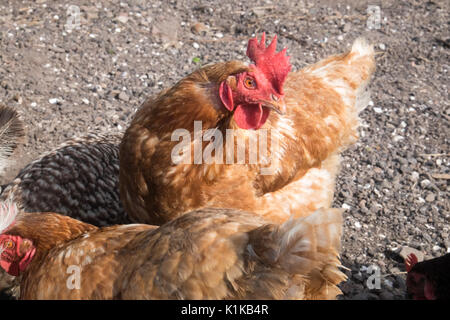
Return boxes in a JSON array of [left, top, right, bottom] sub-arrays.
[[305, 37, 375, 113], [274, 208, 344, 274], [0, 200, 18, 233], [351, 37, 375, 58], [351, 38, 375, 114]]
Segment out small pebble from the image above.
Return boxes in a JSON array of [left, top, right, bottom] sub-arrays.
[[191, 22, 208, 34], [116, 15, 128, 24], [48, 98, 60, 104], [432, 245, 441, 252], [425, 193, 435, 202], [420, 179, 431, 188], [13, 94, 22, 104], [342, 203, 351, 210], [343, 23, 351, 32], [373, 107, 382, 113], [118, 92, 129, 102]]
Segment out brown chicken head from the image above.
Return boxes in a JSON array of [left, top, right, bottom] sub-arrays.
[[219, 33, 292, 130], [0, 234, 36, 276]]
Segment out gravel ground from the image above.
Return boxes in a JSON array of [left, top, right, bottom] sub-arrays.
[[0, 0, 448, 300]]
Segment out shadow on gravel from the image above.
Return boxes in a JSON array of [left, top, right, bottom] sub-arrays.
[[338, 257, 407, 300]]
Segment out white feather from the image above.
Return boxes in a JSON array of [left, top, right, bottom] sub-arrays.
[[351, 37, 374, 57], [0, 200, 18, 233]]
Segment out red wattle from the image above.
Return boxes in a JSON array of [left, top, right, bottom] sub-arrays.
[[0, 259, 19, 276], [233, 104, 270, 130]]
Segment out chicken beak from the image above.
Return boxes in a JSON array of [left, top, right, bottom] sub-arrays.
[[262, 100, 286, 115]]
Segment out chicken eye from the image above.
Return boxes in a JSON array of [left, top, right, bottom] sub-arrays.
[[3, 240, 14, 250], [271, 94, 279, 101], [244, 77, 256, 89]]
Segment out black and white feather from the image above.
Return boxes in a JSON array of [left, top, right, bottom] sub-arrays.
[[0, 105, 25, 174], [0, 132, 129, 227]]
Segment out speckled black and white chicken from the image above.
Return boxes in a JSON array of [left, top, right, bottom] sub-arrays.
[[0, 131, 129, 227]]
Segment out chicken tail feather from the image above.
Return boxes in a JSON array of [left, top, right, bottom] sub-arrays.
[[304, 37, 375, 112], [0, 105, 25, 174], [0, 199, 18, 234], [249, 208, 345, 275], [350, 38, 375, 113], [247, 208, 346, 299], [274, 208, 344, 274]]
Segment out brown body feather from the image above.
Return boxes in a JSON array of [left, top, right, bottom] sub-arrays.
[[4, 207, 344, 300]]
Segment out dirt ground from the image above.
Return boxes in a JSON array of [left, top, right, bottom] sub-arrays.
[[0, 0, 448, 299]]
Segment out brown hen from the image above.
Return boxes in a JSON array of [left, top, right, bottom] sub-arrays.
[[0, 203, 345, 300], [120, 34, 375, 225]]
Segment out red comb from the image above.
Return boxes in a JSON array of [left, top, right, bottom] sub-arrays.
[[405, 253, 418, 272], [246, 32, 291, 94]]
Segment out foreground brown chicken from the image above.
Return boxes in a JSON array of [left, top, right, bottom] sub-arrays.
[[405, 253, 450, 300], [120, 34, 375, 225], [0, 201, 345, 300]]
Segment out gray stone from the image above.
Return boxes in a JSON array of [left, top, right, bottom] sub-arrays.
[[398, 246, 424, 263], [118, 92, 129, 102]]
